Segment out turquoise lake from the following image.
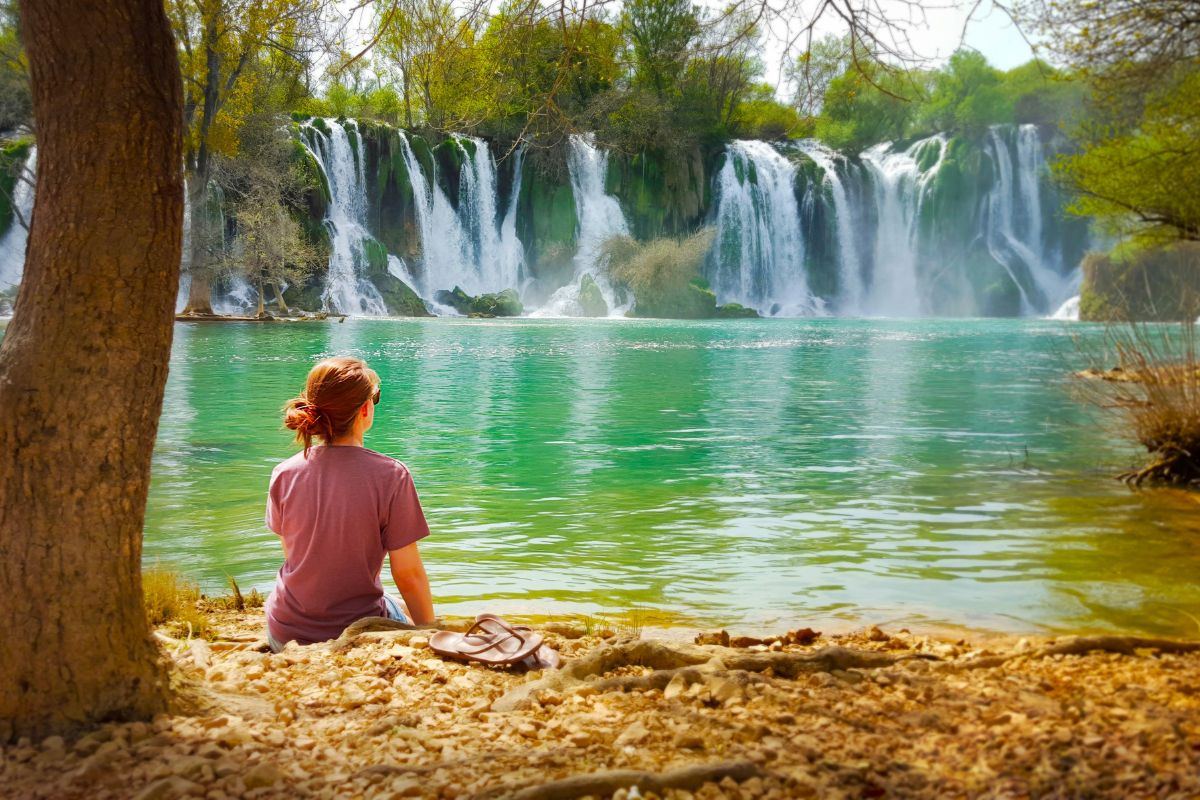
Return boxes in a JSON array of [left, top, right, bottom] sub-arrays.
[[143, 318, 1200, 637]]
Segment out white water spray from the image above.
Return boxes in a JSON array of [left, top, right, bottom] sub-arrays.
[[795, 141, 864, 313], [858, 135, 945, 317], [0, 145, 35, 292], [708, 140, 818, 316], [985, 125, 1067, 315], [396, 133, 524, 303], [533, 134, 631, 317], [305, 119, 388, 315]]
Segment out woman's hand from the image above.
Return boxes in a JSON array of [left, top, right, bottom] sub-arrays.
[[387, 542, 435, 625]]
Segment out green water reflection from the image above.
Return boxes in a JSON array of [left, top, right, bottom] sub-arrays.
[[143, 318, 1200, 636]]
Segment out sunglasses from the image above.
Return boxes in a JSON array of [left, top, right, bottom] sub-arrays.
[[372, 386, 381, 406]]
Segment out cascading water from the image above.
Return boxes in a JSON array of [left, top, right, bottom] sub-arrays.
[[533, 134, 630, 317], [304, 119, 388, 315], [707, 140, 818, 316], [858, 135, 946, 317], [795, 141, 864, 313], [0, 145, 36, 293], [396, 133, 525, 305], [984, 125, 1069, 314], [1016, 125, 1045, 269]]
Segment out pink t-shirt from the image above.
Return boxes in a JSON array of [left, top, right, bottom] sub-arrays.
[[264, 445, 429, 646]]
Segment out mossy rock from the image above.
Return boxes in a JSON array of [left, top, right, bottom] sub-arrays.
[[715, 303, 759, 318], [578, 274, 608, 317], [371, 271, 431, 317], [433, 285, 523, 317], [282, 275, 327, 312], [434, 286, 473, 314], [606, 146, 710, 240], [309, 117, 331, 137], [979, 277, 1023, 317], [432, 138, 465, 202], [628, 278, 718, 319], [915, 138, 943, 173], [471, 287, 523, 317]]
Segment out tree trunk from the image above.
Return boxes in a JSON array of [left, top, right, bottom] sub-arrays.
[[273, 282, 290, 315], [0, 0, 183, 741], [181, 171, 213, 315], [255, 269, 265, 318]]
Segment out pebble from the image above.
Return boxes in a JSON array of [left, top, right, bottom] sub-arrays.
[[242, 762, 284, 789], [4, 614, 1196, 800], [134, 777, 205, 800], [614, 720, 650, 747]]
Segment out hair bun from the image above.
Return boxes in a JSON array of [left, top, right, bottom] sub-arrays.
[[284, 399, 322, 435]]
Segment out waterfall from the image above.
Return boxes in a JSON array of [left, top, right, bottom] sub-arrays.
[[1050, 295, 1080, 320], [304, 119, 388, 315], [395, 133, 524, 305], [1016, 125, 1045, 269], [795, 141, 864, 313], [532, 134, 630, 317], [497, 146, 526, 292], [984, 125, 1068, 315], [858, 135, 945, 317], [707, 140, 818, 316], [0, 145, 35, 293]]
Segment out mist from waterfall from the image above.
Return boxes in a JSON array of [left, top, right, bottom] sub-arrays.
[[396, 133, 525, 306], [984, 125, 1071, 314], [0, 145, 35, 293], [707, 140, 818, 316], [858, 135, 945, 316], [304, 119, 388, 315], [532, 133, 630, 317], [795, 141, 865, 313]]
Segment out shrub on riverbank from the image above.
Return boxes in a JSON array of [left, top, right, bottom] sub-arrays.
[[1080, 324, 1200, 487], [604, 228, 751, 319], [1079, 243, 1200, 322], [143, 567, 210, 639]]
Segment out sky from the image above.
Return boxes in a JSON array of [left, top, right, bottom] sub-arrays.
[[890, 1, 1036, 69], [332, 0, 1043, 92]]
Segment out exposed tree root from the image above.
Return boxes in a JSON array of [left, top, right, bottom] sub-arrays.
[[325, 617, 439, 654], [1118, 450, 1200, 488], [492, 640, 933, 711], [485, 759, 766, 800], [951, 635, 1200, 671]]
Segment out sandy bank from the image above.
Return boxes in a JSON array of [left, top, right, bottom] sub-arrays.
[[3, 610, 1198, 799]]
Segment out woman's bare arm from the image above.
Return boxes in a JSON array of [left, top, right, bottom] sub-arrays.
[[387, 542, 435, 625]]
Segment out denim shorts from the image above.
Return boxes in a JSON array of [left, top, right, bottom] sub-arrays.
[[267, 593, 409, 653]]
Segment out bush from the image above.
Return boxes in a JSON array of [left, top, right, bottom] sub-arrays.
[[143, 567, 210, 638], [1079, 244, 1200, 322], [1078, 324, 1200, 487], [604, 228, 718, 318]]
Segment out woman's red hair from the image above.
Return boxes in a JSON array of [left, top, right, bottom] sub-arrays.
[[283, 356, 380, 456]]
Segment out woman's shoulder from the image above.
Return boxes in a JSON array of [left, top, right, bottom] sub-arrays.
[[357, 447, 414, 478], [271, 450, 310, 477]]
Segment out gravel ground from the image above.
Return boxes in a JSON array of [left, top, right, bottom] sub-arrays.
[[3, 611, 1199, 799]]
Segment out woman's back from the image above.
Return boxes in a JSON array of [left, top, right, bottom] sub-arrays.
[[265, 355, 432, 647]]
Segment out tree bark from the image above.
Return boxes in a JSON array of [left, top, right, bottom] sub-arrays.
[[181, 171, 214, 315], [0, 0, 183, 741]]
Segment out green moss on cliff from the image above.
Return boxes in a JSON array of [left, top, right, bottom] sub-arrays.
[[0, 137, 33, 239], [1080, 244, 1200, 322]]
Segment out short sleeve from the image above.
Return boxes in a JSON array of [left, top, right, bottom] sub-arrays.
[[383, 467, 430, 552], [265, 469, 283, 535]]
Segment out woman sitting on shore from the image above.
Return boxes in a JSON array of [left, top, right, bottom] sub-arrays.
[[264, 356, 435, 652]]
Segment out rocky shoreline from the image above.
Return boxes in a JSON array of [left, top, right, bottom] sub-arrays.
[[3, 609, 1198, 799]]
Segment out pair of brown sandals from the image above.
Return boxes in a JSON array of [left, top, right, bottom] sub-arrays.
[[429, 613, 561, 670]]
